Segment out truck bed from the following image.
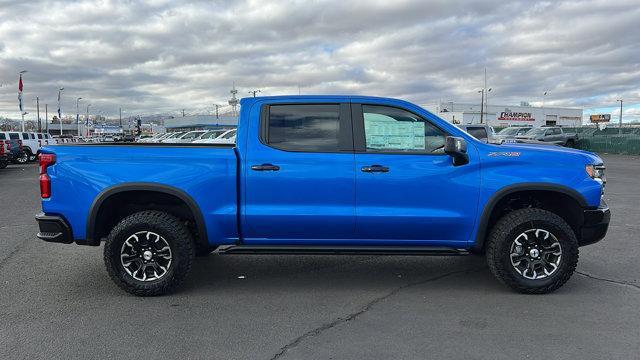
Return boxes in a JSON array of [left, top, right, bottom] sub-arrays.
[[40, 143, 239, 244]]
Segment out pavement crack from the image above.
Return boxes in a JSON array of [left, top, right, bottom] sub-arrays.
[[268, 267, 479, 360], [576, 270, 640, 291]]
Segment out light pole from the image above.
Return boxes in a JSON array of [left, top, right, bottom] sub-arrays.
[[58, 87, 64, 137], [248, 89, 261, 97], [76, 97, 82, 137], [86, 104, 91, 137], [478, 90, 484, 124], [36, 97, 41, 132], [617, 99, 623, 134], [45, 104, 48, 133]]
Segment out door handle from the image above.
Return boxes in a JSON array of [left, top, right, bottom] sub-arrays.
[[251, 164, 280, 171], [361, 165, 389, 173]]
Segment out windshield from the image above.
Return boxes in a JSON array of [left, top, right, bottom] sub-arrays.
[[201, 130, 226, 139], [526, 128, 546, 136], [221, 129, 237, 139], [498, 128, 521, 135]]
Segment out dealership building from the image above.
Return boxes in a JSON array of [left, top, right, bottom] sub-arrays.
[[434, 102, 583, 128]]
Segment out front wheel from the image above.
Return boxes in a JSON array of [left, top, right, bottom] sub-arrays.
[[104, 210, 195, 296], [486, 208, 578, 294]]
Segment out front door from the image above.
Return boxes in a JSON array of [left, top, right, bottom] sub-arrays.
[[352, 103, 480, 247], [243, 102, 356, 243]]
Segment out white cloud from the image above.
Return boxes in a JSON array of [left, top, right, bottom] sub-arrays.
[[0, 0, 639, 121]]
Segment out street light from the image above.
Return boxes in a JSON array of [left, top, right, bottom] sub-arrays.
[[76, 97, 83, 137], [248, 89, 261, 97]]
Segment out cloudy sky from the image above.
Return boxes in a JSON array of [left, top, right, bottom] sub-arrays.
[[1, 0, 639, 122]]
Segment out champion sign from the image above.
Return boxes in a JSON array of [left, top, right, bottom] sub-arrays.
[[497, 111, 535, 121]]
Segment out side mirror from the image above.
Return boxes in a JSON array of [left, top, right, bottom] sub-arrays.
[[444, 136, 469, 166]]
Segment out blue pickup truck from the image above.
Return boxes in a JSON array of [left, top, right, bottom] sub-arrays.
[[36, 96, 610, 296]]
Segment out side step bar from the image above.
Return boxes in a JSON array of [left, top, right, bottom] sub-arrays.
[[217, 245, 469, 256]]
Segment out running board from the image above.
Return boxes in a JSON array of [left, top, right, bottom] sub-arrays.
[[217, 245, 469, 256]]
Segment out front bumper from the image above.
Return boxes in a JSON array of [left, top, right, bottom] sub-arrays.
[[35, 213, 74, 244], [579, 205, 610, 246]]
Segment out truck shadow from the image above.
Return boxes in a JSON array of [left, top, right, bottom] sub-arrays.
[[182, 253, 503, 294]]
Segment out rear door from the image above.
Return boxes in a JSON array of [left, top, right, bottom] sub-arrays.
[[352, 102, 480, 246], [243, 101, 355, 243]]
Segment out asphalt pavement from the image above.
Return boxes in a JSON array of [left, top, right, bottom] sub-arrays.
[[1, 155, 639, 359]]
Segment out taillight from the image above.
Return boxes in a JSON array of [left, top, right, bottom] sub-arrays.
[[39, 153, 56, 198], [0, 143, 4, 155], [4, 140, 10, 151]]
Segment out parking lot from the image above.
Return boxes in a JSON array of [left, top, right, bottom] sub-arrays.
[[0, 154, 638, 359]]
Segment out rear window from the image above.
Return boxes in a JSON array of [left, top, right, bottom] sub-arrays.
[[22, 133, 29, 139], [466, 127, 488, 140], [37, 134, 43, 139], [0, 133, 5, 140], [9, 133, 19, 140], [265, 104, 340, 152]]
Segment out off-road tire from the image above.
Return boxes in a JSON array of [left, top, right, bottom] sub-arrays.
[[486, 208, 578, 294], [104, 210, 195, 296]]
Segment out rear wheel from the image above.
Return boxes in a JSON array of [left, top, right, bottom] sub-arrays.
[[13, 152, 28, 164], [565, 139, 575, 148], [486, 208, 578, 294], [104, 210, 195, 296], [0, 161, 7, 169]]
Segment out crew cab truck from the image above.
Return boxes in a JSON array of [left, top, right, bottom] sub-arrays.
[[36, 96, 610, 296], [517, 126, 579, 147]]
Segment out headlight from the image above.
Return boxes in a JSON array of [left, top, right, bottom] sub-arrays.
[[586, 164, 606, 186]]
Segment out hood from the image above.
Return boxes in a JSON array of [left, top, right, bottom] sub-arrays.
[[489, 142, 602, 164]]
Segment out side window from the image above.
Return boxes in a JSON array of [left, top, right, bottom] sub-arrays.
[[266, 104, 340, 152], [31, 133, 36, 139], [37, 134, 43, 139], [0, 133, 5, 140], [465, 127, 488, 141], [9, 133, 19, 140], [22, 133, 29, 139], [553, 128, 562, 135], [362, 105, 445, 153]]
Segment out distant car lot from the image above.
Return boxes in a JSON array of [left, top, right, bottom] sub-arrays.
[[1, 154, 638, 359]]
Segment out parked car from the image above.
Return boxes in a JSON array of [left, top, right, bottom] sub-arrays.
[[193, 129, 237, 144], [494, 127, 533, 143], [148, 133, 173, 143], [0, 139, 9, 169], [36, 95, 609, 296], [170, 130, 208, 143], [160, 132, 187, 143], [456, 124, 495, 143], [517, 126, 578, 147], [0, 132, 27, 163], [195, 129, 228, 142]]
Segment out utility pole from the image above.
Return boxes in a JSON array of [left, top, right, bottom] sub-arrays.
[[76, 97, 82, 137], [214, 104, 220, 119], [36, 97, 41, 132], [58, 87, 64, 136], [617, 99, 623, 134], [248, 89, 261, 97], [182, 109, 185, 117], [45, 104, 48, 133], [119, 107, 122, 128]]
